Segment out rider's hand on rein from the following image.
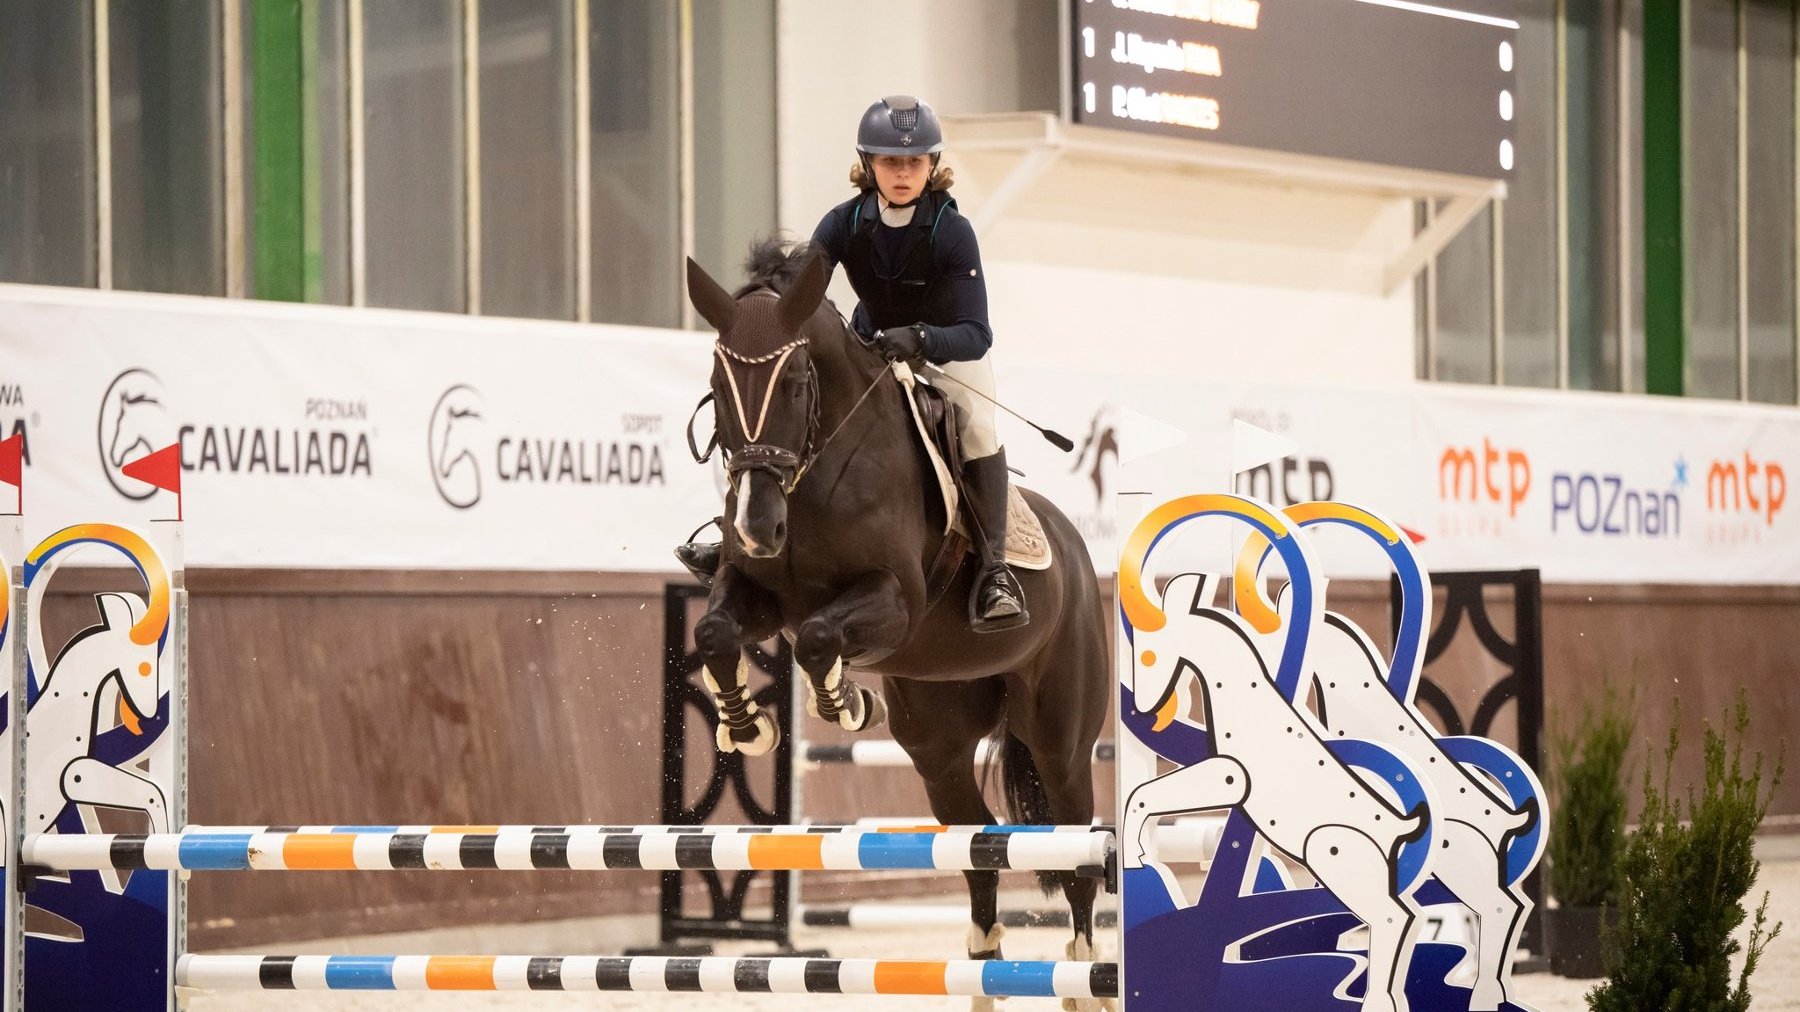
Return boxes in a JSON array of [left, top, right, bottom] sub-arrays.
[[872, 324, 927, 363]]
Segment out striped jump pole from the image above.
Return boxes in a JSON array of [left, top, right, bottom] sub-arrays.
[[849, 815, 1224, 864], [176, 822, 1098, 835], [795, 817, 1221, 932], [24, 825, 1113, 875], [801, 739, 1117, 768], [800, 904, 1121, 931], [177, 954, 1119, 1000]]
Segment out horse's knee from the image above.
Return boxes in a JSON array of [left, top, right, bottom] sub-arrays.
[[795, 618, 842, 673], [694, 610, 740, 660]]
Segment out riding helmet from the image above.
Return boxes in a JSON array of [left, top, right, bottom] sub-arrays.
[[855, 95, 945, 156]]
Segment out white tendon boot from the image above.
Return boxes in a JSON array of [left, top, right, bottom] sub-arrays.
[[703, 656, 779, 756], [803, 657, 888, 732], [1063, 936, 1116, 1012], [968, 923, 1007, 1012]]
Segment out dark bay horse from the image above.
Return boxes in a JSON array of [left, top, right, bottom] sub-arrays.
[[686, 243, 1110, 1003]]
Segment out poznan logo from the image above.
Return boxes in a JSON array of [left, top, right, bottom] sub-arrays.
[[428, 385, 486, 509], [96, 368, 175, 500]]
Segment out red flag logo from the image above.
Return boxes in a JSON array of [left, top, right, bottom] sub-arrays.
[[121, 443, 182, 496], [0, 433, 21, 489]]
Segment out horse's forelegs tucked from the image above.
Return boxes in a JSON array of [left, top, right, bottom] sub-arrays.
[[794, 571, 909, 733], [694, 565, 784, 756]]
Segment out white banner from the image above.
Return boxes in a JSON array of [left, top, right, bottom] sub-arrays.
[[2, 286, 717, 571], [4, 286, 1797, 583], [993, 369, 1800, 585], [1412, 385, 1800, 584]]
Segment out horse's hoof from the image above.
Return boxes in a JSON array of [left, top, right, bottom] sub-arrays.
[[839, 688, 887, 732], [717, 711, 780, 757], [1061, 937, 1113, 1011], [968, 922, 1006, 960]]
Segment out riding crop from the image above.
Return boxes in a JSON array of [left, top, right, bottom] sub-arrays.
[[918, 363, 1076, 453]]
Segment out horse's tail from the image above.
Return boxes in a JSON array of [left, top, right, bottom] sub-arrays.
[[985, 724, 1062, 895]]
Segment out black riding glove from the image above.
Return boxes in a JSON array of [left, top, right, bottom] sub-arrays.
[[872, 324, 927, 363]]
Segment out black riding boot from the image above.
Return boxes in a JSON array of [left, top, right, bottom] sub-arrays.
[[962, 451, 1029, 633], [674, 519, 724, 587]]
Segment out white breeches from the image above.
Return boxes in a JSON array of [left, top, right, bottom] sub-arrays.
[[934, 354, 1001, 461]]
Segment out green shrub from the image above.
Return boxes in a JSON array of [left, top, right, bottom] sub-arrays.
[[1548, 687, 1634, 908], [1587, 690, 1785, 1012]]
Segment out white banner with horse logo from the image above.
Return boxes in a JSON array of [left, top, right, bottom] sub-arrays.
[[0, 286, 716, 571], [3, 285, 1798, 582]]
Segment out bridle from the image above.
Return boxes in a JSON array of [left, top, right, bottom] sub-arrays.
[[713, 328, 820, 495], [690, 290, 886, 496]]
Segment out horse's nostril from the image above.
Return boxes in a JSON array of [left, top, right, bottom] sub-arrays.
[[773, 521, 787, 542]]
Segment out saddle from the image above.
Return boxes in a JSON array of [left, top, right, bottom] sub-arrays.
[[892, 363, 1053, 574]]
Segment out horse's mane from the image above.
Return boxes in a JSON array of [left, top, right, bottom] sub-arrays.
[[733, 237, 820, 298], [718, 236, 849, 360]]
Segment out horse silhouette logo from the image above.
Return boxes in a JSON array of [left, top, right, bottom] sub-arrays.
[[1070, 406, 1119, 504], [428, 384, 485, 509], [95, 368, 172, 501]]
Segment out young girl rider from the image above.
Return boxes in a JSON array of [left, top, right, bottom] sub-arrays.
[[679, 95, 1027, 633]]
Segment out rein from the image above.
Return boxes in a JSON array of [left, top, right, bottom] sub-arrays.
[[798, 368, 886, 489]]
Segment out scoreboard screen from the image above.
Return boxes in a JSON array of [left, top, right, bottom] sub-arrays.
[[1070, 0, 1519, 180]]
